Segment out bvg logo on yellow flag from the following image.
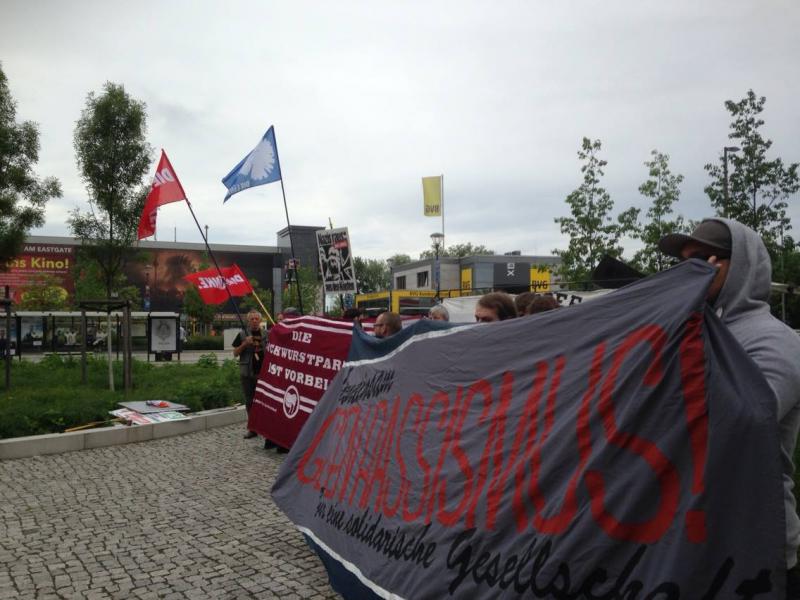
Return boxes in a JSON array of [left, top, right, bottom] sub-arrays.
[[422, 175, 442, 217]]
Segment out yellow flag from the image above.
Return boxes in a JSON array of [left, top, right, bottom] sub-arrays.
[[422, 176, 442, 217]]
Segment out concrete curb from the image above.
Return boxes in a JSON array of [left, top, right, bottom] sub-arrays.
[[0, 406, 248, 461]]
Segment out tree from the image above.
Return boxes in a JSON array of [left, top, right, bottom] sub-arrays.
[[354, 257, 390, 293], [554, 137, 638, 286], [630, 150, 688, 273], [0, 63, 61, 268], [386, 253, 412, 267], [237, 277, 274, 320], [70, 82, 153, 299], [15, 274, 70, 311], [283, 266, 321, 314], [704, 90, 799, 253], [182, 284, 222, 334], [419, 242, 494, 259], [773, 244, 800, 328]]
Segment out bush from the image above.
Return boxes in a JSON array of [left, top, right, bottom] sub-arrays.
[[0, 357, 241, 438], [197, 353, 218, 368], [182, 335, 224, 351]]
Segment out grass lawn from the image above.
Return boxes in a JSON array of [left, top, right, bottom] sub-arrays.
[[0, 353, 242, 439]]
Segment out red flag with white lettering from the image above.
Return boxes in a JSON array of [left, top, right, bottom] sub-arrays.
[[183, 264, 254, 304], [137, 150, 188, 240]]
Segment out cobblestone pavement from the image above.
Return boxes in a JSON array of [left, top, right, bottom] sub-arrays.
[[0, 425, 338, 599]]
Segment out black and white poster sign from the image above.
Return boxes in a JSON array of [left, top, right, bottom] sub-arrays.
[[316, 227, 357, 294], [150, 317, 177, 352]]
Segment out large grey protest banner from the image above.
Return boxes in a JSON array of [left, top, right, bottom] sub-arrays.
[[272, 261, 785, 599], [317, 227, 357, 294]]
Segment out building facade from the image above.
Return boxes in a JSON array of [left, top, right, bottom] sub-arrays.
[[390, 253, 562, 296]]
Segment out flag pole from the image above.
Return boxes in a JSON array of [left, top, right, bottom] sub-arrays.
[[251, 290, 275, 325], [271, 128, 305, 315], [184, 199, 246, 330]]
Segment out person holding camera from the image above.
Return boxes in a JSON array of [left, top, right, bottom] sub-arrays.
[[232, 310, 266, 439]]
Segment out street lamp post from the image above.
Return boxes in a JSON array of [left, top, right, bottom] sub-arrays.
[[723, 146, 740, 218], [430, 232, 444, 301], [386, 257, 395, 313]]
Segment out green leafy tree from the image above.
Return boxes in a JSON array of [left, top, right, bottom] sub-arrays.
[[630, 150, 688, 273], [283, 266, 321, 314], [237, 277, 274, 320], [354, 257, 390, 293], [181, 255, 222, 333], [16, 274, 71, 311], [386, 253, 412, 266], [704, 90, 799, 253], [773, 243, 799, 328], [182, 284, 222, 334], [554, 137, 638, 286], [419, 242, 494, 259], [70, 82, 153, 300], [0, 63, 61, 268]]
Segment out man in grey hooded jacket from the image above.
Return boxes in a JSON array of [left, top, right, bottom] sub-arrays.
[[660, 218, 800, 586]]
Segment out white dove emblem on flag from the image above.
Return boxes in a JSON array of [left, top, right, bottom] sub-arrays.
[[242, 139, 277, 181], [221, 125, 282, 202]]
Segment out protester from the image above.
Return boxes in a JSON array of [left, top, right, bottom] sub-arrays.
[[526, 293, 561, 315], [514, 291, 536, 316], [428, 305, 449, 321], [474, 291, 517, 323], [232, 310, 266, 440], [374, 311, 402, 338], [659, 218, 800, 590]]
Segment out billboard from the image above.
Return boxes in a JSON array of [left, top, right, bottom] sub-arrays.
[[0, 243, 75, 303], [125, 248, 278, 312], [316, 228, 357, 294], [0, 239, 279, 312]]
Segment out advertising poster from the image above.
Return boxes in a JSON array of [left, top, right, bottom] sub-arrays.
[[150, 317, 177, 352], [0, 243, 75, 304], [125, 248, 276, 312]]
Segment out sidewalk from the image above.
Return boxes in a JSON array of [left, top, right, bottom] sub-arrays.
[[0, 424, 338, 599], [13, 349, 232, 365]]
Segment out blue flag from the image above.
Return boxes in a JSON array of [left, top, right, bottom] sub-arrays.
[[222, 126, 282, 203]]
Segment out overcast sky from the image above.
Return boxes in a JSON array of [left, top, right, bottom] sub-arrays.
[[2, 0, 799, 260]]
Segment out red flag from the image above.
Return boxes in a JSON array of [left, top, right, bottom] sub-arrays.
[[183, 264, 254, 304], [137, 150, 188, 240]]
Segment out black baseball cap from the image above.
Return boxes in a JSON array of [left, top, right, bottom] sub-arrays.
[[658, 220, 732, 258]]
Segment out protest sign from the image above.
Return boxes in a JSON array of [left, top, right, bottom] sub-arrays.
[[272, 261, 785, 598], [317, 228, 357, 294], [249, 316, 354, 449]]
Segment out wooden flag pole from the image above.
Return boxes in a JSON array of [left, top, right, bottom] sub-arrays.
[[251, 291, 275, 325]]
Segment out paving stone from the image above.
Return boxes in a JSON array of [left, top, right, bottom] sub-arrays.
[[0, 424, 337, 599]]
